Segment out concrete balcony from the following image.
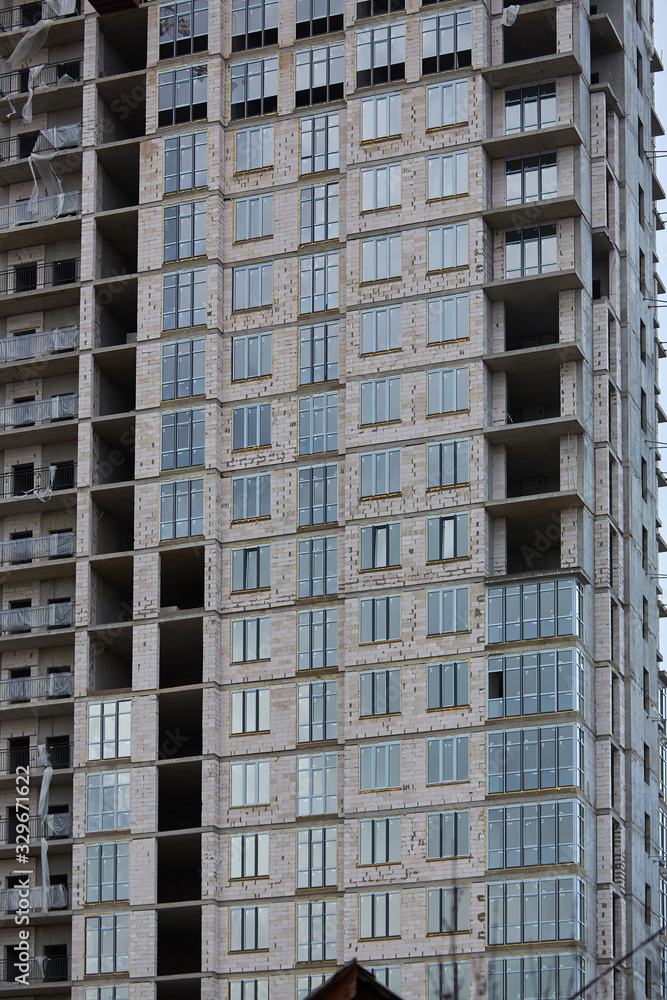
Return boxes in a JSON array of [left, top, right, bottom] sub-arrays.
[[0, 0, 80, 31], [0, 741, 72, 772], [0, 601, 74, 635], [0, 531, 73, 568], [0, 326, 78, 382], [0, 394, 76, 431], [0, 884, 69, 915], [0, 258, 79, 316], [0, 813, 71, 846], [0, 955, 71, 985], [0, 671, 71, 705]]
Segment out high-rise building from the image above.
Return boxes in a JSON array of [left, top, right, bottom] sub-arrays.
[[0, 0, 661, 997]]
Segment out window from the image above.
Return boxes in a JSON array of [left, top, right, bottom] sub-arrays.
[[487, 955, 585, 1000], [230, 57, 278, 119], [427, 963, 469, 1000], [368, 969, 401, 994], [232, 332, 272, 381], [359, 741, 401, 790], [230, 982, 269, 1000], [359, 891, 400, 938], [87, 700, 131, 760], [427, 810, 469, 859], [361, 305, 401, 354], [158, 64, 207, 126], [360, 667, 400, 716], [162, 337, 206, 399], [427, 886, 469, 933], [427, 660, 469, 709], [360, 448, 401, 498], [427, 586, 469, 635], [231, 0, 278, 50], [486, 578, 584, 643], [299, 322, 339, 384], [85, 914, 129, 975], [86, 771, 130, 832], [300, 183, 339, 244], [84, 842, 130, 903], [164, 131, 207, 192], [487, 648, 585, 719], [230, 687, 270, 734], [295, 44, 344, 107], [426, 79, 467, 129], [427, 222, 468, 272], [158, 0, 207, 58], [232, 472, 271, 522], [297, 827, 337, 888], [487, 800, 585, 870], [85, 987, 129, 1000], [360, 163, 401, 213], [356, 24, 405, 88], [300, 112, 340, 174], [235, 124, 274, 172], [298, 536, 338, 598], [487, 877, 586, 945], [360, 376, 401, 424], [234, 194, 273, 241], [296, 899, 337, 961], [161, 407, 205, 469], [298, 607, 338, 670], [230, 760, 270, 806], [360, 522, 400, 571], [297, 753, 338, 815], [504, 82, 556, 134], [230, 832, 269, 879], [427, 735, 469, 783], [427, 151, 468, 200], [164, 199, 207, 261], [296, 0, 343, 37], [506, 152, 557, 204], [232, 402, 271, 450], [505, 224, 557, 278], [361, 234, 401, 282], [299, 252, 339, 313], [163, 268, 206, 330], [422, 10, 472, 74], [296, 976, 330, 1000], [360, 595, 401, 643], [427, 512, 469, 561], [233, 262, 273, 310], [298, 680, 338, 742], [229, 906, 269, 951], [359, 816, 401, 864], [231, 616, 271, 662], [298, 392, 338, 454], [361, 92, 401, 141], [487, 724, 585, 793], [427, 293, 469, 344], [427, 438, 469, 488], [298, 464, 338, 526], [231, 545, 270, 591]]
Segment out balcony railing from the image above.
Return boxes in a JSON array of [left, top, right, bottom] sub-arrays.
[[0, 741, 72, 772], [0, 125, 81, 164], [0, 258, 79, 295], [0, 671, 71, 703], [0, 531, 73, 566], [0, 602, 74, 634], [0, 326, 78, 364], [0, 462, 76, 498], [0, 813, 71, 844], [0, 955, 70, 983], [1, 883, 69, 913], [0, 0, 80, 30], [0, 192, 80, 230], [0, 59, 81, 97], [0, 393, 76, 429]]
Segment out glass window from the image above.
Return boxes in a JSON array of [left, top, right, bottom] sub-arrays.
[[427, 810, 469, 859], [235, 124, 274, 171], [231, 0, 278, 50], [427, 293, 469, 343], [361, 163, 401, 212], [361, 234, 401, 282], [296, 976, 330, 1000], [87, 700, 131, 760], [427, 586, 469, 635], [427, 660, 469, 709], [486, 578, 584, 643], [427, 512, 469, 560], [298, 536, 338, 598], [299, 322, 339, 384], [504, 82, 557, 134], [158, 64, 207, 127], [84, 841, 130, 903], [300, 183, 339, 243], [426, 79, 468, 128], [298, 392, 338, 454], [487, 877, 586, 945], [234, 193, 274, 241], [487, 800, 586, 870], [427, 886, 469, 933], [162, 268, 206, 330], [298, 464, 338, 526], [229, 905, 269, 950], [427, 963, 469, 1000], [360, 667, 401, 717], [427, 222, 468, 271], [164, 130, 207, 192], [297, 679, 338, 742], [359, 891, 401, 938], [230, 57, 278, 119], [300, 112, 340, 174], [296, 900, 337, 961], [229, 832, 270, 878], [230, 687, 270, 734], [232, 472, 271, 521], [487, 955, 586, 1000], [85, 987, 129, 1000], [296, 0, 343, 37], [297, 753, 338, 815], [359, 595, 401, 642], [295, 44, 344, 107], [232, 402, 271, 449], [421, 10, 472, 75], [360, 522, 400, 571], [232, 331, 272, 380], [86, 770, 131, 833], [299, 252, 339, 313], [356, 24, 405, 88], [359, 741, 401, 789], [296, 826, 337, 888], [230, 981, 269, 1000], [231, 544, 270, 591], [85, 913, 129, 975], [427, 438, 468, 489], [505, 224, 558, 278], [506, 152, 557, 204], [427, 365, 469, 414], [361, 305, 401, 354], [360, 375, 400, 424], [230, 760, 270, 806], [427, 735, 469, 783], [487, 647, 585, 719], [233, 262, 273, 310], [161, 407, 205, 469], [162, 337, 206, 398], [361, 92, 401, 141], [231, 616, 271, 662], [368, 969, 401, 996], [298, 607, 338, 670], [360, 448, 401, 498], [359, 816, 401, 864], [159, 0, 207, 58], [487, 724, 585, 794], [427, 150, 468, 199], [164, 199, 207, 261]]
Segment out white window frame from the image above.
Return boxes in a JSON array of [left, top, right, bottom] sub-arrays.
[[87, 700, 131, 761], [230, 687, 270, 734], [229, 831, 270, 879], [230, 615, 271, 662], [231, 472, 271, 522], [299, 322, 339, 384], [85, 913, 129, 975], [427, 811, 469, 860], [229, 905, 269, 951], [427, 735, 469, 784], [359, 816, 401, 865], [299, 251, 339, 314], [359, 741, 401, 790], [358, 890, 401, 939], [230, 760, 271, 806], [427, 221, 468, 271], [295, 899, 337, 962], [427, 586, 470, 635], [298, 607, 338, 671], [361, 304, 402, 355], [427, 292, 469, 344], [427, 660, 469, 709], [164, 130, 208, 193], [427, 365, 469, 415], [235, 124, 274, 172], [426, 885, 469, 933], [234, 193, 274, 241], [360, 375, 401, 425], [426, 79, 468, 129], [360, 448, 401, 498], [296, 826, 337, 888], [162, 267, 206, 330], [297, 752, 338, 815], [84, 841, 130, 903], [426, 511, 469, 561], [360, 163, 401, 212], [427, 150, 468, 200], [360, 234, 401, 282], [300, 112, 340, 174], [427, 438, 469, 489], [359, 594, 401, 643], [232, 331, 272, 381], [361, 92, 401, 141], [86, 770, 130, 833], [233, 262, 273, 310], [298, 392, 338, 455]]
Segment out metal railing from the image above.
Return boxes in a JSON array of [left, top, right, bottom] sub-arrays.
[[0, 326, 78, 363], [0, 955, 70, 982], [0, 671, 71, 703], [0, 393, 76, 429], [0, 258, 79, 295], [0, 530, 73, 566], [0, 813, 71, 843], [0, 58, 81, 97], [0, 125, 81, 163], [0, 602, 74, 634], [0, 191, 79, 230], [0, 462, 76, 498], [0, 0, 80, 31], [0, 741, 72, 771], [1, 883, 69, 913]]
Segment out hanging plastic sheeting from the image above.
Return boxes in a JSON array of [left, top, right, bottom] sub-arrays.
[[43, 811, 70, 837], [22, 64, 45, 123], [501, 4, 520, 26], [27, 149, 65, 218], [40, 124, 81, 149], [36, 745, 51, 769], [40, 836, 49, 912], [0, 0, 78, 117]]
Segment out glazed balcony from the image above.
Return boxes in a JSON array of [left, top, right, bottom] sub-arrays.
[[0, 671, 71, 703], [0, 601, 74, 634]]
